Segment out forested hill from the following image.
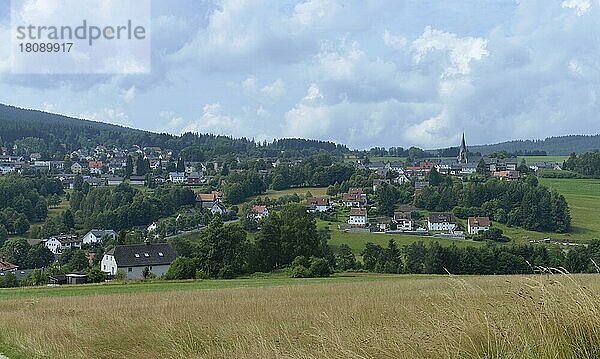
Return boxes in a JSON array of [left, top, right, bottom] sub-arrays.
[[0, 104, 348, 158], [469, 135, 600, 156]]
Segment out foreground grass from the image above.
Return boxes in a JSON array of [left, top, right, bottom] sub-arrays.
[[2, 274, 600, 358]]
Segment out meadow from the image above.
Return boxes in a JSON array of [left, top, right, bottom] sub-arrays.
[[518, 155, 569, 164], [2, 273, 600, 358]]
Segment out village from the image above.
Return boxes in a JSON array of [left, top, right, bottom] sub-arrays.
[[0, 133, 570, 285]]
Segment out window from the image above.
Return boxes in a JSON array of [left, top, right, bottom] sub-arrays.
[[103, 265, 106, 270], [134, 253, 140, 258], [144, 253, 149, 257], [128, 268, 132, 272], [158, 252, 164, 257], [149, 266, 153, 270]]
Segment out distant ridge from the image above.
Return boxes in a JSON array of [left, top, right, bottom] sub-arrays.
[[468, 135, 600, 156], [0, 103, 597, 155]]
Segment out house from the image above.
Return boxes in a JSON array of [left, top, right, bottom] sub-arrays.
[[342, 193, 366, 207], [343, 188, 367, 207], [251, 205, 269, 220], [392, 173, 411, 185], [468, 217, 491, 235], [88, 161, 104, 175], [492, 170, 521, 181], [348, 207, 368, 227], [0, 259, 18, 272], [427, 213, 457, 232], [210, 202, 227, 215], [71, 162, 83, 174], [44, 234, 82, 254], [82, 229, 117, 245], [103, 175, 124, 186], [129, 176, 146, 186], [169, 172, 186, 183], [147, 222, 158, 232], [306, 197, 332, 212], [84, 177, 104, 187], [372, 178, 391, 191], [393, 212, 414, 231], [197, 191, 224, 210], [101, 242, 177, 279], [414, 181, 429, 195], [186, 172, 203, 185]]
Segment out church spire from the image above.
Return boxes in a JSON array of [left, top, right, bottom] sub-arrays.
[[458, 132, 468, 163]]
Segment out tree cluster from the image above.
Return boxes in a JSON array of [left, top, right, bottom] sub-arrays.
[[415, 177, 571, 233]]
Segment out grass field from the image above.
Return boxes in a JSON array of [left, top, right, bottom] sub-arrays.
[[2, 273, 600, 358], [518, 155, 569, 164], [328, 228, 483, 254], [251, 187, 329, 200], [540, 178, 600, 241]]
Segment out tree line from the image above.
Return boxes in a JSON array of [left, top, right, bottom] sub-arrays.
[[362, 239, 600, 275], [415, 172, 571, 233], [562, 152, 600, 178], [0, 175, 64, 239], [70, 183, 196, 231]]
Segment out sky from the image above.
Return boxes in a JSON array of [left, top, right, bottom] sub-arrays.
[[1, 0, 599, 149]]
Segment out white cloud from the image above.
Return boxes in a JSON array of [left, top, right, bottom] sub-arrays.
[[561, 0, 591, 16], [123, 86, 137, 102], [80, 107, 132, 127], [182, 103, 244, 136], [260, 78, 285, 98], [382, 30, 407, 49], [303, 83, 324, 102], [291, 0, 344, 27], [412, 26, 489, 76]]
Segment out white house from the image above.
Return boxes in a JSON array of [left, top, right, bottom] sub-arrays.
[[44, 234, 82, 254], [147, 222, 158, 232], [468, 217, 491, 235], [101, 242, 177, 279], [251, 205, 269, 220], [306, 197, 332, 212], [348, 207, 368, 227], [393, 212, 414, 231], [210, 202, 226, 215], [71, 162, 83, 174], [427, 213, 457, 232], [82, 229, 117, 245], [169, 172, 186, 183]]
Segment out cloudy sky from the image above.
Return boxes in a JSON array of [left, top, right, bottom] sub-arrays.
[[1, 0, 599, 149]]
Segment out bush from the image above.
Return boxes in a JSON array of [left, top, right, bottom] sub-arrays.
[[163, 257, 196, 280], [308, 257, 333, 277], [195, 269, 209, 280], [0, 272, 19, 288], [87, 267, 105, 283], [114, 269, 126, 280]]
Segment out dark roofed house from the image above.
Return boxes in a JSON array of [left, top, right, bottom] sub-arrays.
[[306, 197, 332, 212], [428, 213, 457, 232], [101, 242, 177, 279]]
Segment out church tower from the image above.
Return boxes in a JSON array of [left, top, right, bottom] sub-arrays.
[[458, 133, 468, 163]]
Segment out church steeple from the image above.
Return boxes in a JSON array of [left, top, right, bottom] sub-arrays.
[[458, 133, 468, 163]]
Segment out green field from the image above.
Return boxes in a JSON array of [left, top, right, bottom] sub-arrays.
[[328, 229, 483, 254], [518, 155, 569, 164], [540, 178, 600, 241], [251, 186, 329, 200], [2, 274, 600, 358]]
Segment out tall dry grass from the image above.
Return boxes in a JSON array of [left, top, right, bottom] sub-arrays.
[[1, 273, 600, 358]]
